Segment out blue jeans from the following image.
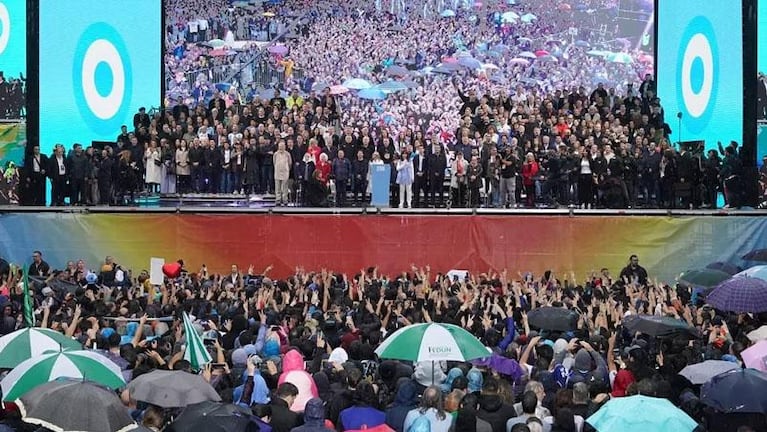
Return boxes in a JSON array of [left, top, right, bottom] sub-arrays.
[[220, 171, 233, 193]]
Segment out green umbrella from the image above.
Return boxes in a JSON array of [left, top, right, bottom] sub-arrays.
[[182, 312, 212, 370], [207, 39, 226, 48], [587, 395, 698, 432], [0, 328, 82, 369], [1, 350, 125, 401], [678, 269, 731, 287], [375, 323, 490, 362]]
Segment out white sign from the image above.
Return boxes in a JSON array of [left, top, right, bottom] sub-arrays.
[[150, 257, 165, 286]]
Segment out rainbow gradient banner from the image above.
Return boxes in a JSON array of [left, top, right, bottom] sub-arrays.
[[0, 213, 765, 283]]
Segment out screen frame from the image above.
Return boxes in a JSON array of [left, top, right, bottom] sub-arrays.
[[654, 0, 758, 204], [26, 0, 165, 158]]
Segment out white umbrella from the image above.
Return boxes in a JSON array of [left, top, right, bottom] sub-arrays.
[[679, 360, 739, 385], [748, 325, 767, 342]]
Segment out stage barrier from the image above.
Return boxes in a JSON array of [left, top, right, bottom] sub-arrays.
[[0, 213, 764, 282]]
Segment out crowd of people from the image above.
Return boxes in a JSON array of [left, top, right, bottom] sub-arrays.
[[19, 74, 750, 209], [0, 72, 26, 120], [0, 251, 765, 432]]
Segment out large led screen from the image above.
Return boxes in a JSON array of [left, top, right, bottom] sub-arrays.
[[0, 0, 26, 165], [657, 0, 743, 151], [39, 0, 162, 156]]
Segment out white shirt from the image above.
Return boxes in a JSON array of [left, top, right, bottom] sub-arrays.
[[56, 155, 66, 175]]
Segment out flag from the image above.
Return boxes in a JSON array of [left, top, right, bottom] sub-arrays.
[[22, 265, 34, 327], [182, 312, 212, 370]]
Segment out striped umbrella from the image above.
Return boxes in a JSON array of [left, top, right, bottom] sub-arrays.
[[375, 323, 489, 362], [183, 312, 212, 370], [1, 350, 125, 401], [0, 328, 82, 369]]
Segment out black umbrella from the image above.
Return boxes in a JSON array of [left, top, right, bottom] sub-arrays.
[[742, 249, 767, 262], [701, 368, 767, 413], [167, 401, 257, 432], [17, 380, 138, 432], [705, 262, 742, 275], [527, 307, 579, 332], [622, 314, 701, 339], [126, 370, 221, 408]]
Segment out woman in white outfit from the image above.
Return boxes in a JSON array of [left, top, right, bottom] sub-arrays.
[[396, 151, 414, 208], [144, 140, 162, 195]]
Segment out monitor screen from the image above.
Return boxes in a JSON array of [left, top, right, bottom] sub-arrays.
[[38, 0, 162, 157], [0, 0, 27, 165], [656, 0, 743, 152]]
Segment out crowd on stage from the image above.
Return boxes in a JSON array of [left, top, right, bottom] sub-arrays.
[[0, 251, 765, 431]]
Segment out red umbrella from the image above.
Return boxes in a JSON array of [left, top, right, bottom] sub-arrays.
[[442, 56, 459, 64], [534, 50, 550, 57]]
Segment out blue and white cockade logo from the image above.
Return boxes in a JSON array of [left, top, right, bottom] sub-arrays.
[[0, 2, 10, 55], [72, 22, 133, 135], [676, 16, 719, 134]]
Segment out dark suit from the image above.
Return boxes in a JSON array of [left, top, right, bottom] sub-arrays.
[[203, 147, 222, 192], [412, 152, 429, 207], [24, 153, 48, 205], [427, 152, 447, 206], [757, 78, 767, 120], [67, 152, 91, 205], [48, 155, 69, 206]]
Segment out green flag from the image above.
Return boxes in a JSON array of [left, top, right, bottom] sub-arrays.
[[182, 312, 211, 370], [22, 266, 34, 327]]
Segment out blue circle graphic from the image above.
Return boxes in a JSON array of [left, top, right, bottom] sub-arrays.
[[675, 16, 719, 135], [690, 57, 704, 94], [72, 22, 133, 136], [94, 62, 114, 97]]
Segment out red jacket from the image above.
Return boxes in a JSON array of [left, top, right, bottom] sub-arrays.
[[522, 161, 539, 186], [316, 161, 331, 184]]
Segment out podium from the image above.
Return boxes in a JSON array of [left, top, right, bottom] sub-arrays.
[[370, 164, 391, 207]]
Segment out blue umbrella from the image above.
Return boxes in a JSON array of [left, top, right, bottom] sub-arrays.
[[342, 78, 372, 90], [587, 395, 699, 432], [357, 88, 387, 100], [377, 81, 409, 93], [501, 11, 519, 21], [574, 40, 591, 47], [459, 57, 483, 69], [701, 368, 767, 414], [707, 276, 767, 313], [734, 265, 767, 280], [520, 13, 537, 23], [214, 83, 232, 92], [441, 9, 456, 17]]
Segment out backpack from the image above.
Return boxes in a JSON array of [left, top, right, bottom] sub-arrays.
[[407, 413, 431, 432]]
